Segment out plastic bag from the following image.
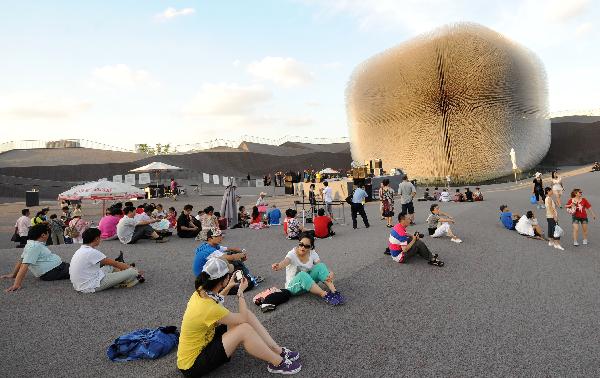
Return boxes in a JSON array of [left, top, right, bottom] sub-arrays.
[[530, 194, 537, 204], [554, 224, 564, 238]]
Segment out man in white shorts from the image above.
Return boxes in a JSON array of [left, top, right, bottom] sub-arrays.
[[426, 204, 462, 243]]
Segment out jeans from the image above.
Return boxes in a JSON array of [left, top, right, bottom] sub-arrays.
[[351, 203, 370, 228], [129, 225, 155, 244], [95, 266, 139, 292], [404, 239, 434, 261], [40, 262, 70, 281], [287, 263, 330, 295]]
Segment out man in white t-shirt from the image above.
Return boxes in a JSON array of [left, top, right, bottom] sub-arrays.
[[14, 208, 31, 248], [117, 206, 166, 245], [515, 210, 544, 240], [69, 228, 142, 293], [398, 175, 416, 224], [320, 181, 334, 219]]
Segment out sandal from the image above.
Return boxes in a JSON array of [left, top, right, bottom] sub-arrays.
[[428, 254, 444, 267]]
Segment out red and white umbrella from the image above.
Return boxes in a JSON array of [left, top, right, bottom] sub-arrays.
[[58, 180, 145, 214]]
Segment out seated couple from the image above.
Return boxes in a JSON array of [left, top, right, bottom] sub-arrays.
[[117, 206, 168, 244], [387, 213, 445, 266], [499, 205, 545, 239], [193, 229, 264, 293], [177, 258, 302, 376], [271, 232, 344, 306], [426, 204, 462, 243]]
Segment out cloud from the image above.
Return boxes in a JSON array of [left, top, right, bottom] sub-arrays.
[[155, 7, 195, 22], [183, 83, 272, 116], [232, 59, 241, 67], [247, 56, 313, 87], [0, 92, 91, 119], [90, 64, 159, 89], [575, 22, 593, 37], [545, 0, 590, 22]]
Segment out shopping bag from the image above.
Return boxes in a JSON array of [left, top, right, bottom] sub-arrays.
[[530, 194, 537, 204], [554, 224, 564, 238]]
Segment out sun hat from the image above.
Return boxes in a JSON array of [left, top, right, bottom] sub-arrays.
[[259, 192, 267, 196], [202, 258, 230, 280], [535, 172, 542, 177], [206, 228, 222, 239]]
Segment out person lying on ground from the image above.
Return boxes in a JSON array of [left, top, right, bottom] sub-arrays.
[[387, 213, 445, 266], [177, 258, 302, 376], [117, 206, 167, 244], [515, 210, 545, 240], [193, 229, 262, 291], [284, 209, 304, 239], [69, 228, 143, 293], [99, 207, 122, 241], [2, 224, 70, 292], [177, 204, 200, 238], [267, 204, 282, 225], [426, 204, 462, 243], [313, 208, 334, 238], [271, 232, 344, 305], [499, 205, 520, 230]]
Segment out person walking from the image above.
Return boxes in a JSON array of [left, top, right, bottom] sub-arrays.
[[14, 209, 31, 248], [551, 170, 564, 208], [544, 187, 564, 250], [350, 183, 370, 229], [566, 188, 597, 246], [380, 179, 395, 227], [532, 172, 545, 209], [320, 181, 334, 219], [398, 175, 416, 224]]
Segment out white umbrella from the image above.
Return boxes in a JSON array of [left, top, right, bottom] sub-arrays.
[[319, 168, 339, 174], [58, 180, 145, 214], [131, 161, 183, 186]]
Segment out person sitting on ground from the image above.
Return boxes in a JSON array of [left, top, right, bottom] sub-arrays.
[[177, 204, 200, 238], [499, 205, 521, 230], [473, 187, 483, 201], [313, 208, 334, 238], [117, 206, 167, 244], [14, 208, 31, 248], [198, 206, 219, 241], [249, 206, 268, 229], [69, 228, 143, 293], [271, 232, 343, 305], [464, 187, 474, 202], [515, 210, 545, 240], [177, 258, 302, 376], [593, 162, 600, 172], [2, 224, 70, 292], [136, 204, 170, 235], [388, 213, 445, 266], [285, 209, 304, 239], [439, 188, 451, 202], [453, 189, 465, 202], [98, 207, 122, 241], [214, 211, 228, 230], [267, 204, 282, 225], [167, 207, 178, 229], [418, 188, 434, 201], [67, 213, 90, 244], [426, 204, 462, 243], [48, 214, 65, 245], [192, 229, 263, 291], [135, 204, 146, 215], [433, 187, 441, 201], [235, 205, 249, 228], [153, 204, 166, 218]]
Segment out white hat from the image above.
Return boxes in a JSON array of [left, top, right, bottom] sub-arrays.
[[535, 172, 542, 177], [259, 192, 267, 196], [202, 258, 230, 280]]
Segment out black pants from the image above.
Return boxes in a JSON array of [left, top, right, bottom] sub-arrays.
[[40, 262, 70, 281], [129, 225, 155, 244], [351, 203, 369, 228], [404, 240, 433, 261], [547, 218, 560, 240], [17, 236, 27, 248], [177, 228, 200, 238]]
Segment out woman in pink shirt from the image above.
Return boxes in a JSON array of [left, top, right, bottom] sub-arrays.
[[98, 208, 121, 240]]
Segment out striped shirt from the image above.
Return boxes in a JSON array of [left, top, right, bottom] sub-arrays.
[[388, 224, 410, 258]]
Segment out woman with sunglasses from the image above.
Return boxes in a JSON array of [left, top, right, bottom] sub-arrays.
[[177, 258, 301, 376], [271, 232, 343, 305], [566, 188, 597, 246]]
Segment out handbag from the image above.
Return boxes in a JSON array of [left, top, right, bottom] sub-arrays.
[[10, 227, 19, 242], [64, 219, 81, 238], [554, 224, 564, 238], [529, 194, 537, 204]]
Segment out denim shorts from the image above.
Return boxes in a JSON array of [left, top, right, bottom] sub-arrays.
[[572, 216, 588, 224]]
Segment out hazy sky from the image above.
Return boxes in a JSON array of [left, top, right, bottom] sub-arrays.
[[1, 0, 598, 149]]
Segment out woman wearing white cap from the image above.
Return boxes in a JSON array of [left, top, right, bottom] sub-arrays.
[[177, 258, 301, 376], [532, 172, 545, 209]]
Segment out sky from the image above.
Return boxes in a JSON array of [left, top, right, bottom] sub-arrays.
[[0, 0, 599, 150]]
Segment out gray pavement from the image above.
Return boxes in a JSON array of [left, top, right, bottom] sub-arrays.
[[1, 171, 599, 377]]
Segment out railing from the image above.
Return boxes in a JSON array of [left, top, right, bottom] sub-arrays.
[[0, 139, 135, 154]]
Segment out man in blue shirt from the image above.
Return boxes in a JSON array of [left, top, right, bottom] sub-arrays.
[[499, 205, 520, 230], [267, 204, 282, 225], [351, 183, 370, 229]]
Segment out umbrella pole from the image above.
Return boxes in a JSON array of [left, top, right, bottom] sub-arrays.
[[102, 200, 106, 217]]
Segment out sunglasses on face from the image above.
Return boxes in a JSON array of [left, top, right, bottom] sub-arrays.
[[298, 242, 311, 249]]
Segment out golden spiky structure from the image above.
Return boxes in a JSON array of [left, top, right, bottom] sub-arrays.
[[346, 23, 550, 183]]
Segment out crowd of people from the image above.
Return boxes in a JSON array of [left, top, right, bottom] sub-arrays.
[[4, 169, 597, 376]]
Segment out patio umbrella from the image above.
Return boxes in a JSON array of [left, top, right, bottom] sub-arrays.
[[58, 180, 145, 214], [319, 168, 339, 174], [130, 162, 183, 185], [220, 179, 238, 229]]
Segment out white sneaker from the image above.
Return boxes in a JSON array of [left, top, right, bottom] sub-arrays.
[[548, 241, 553, 247], [541, 205, 546, 209], [451, 238, 462, 243], [583, 239, 588, 245], [554, 244, 565, 251], [574, 241, 579, 246]]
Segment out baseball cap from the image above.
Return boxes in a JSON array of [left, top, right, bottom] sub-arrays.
[[206, 228, 223, 239], [202, 258, 230, 280]]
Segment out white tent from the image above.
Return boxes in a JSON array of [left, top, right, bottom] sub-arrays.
[[58, 180, 145, 214], [130, 162, 183, 172], [319, 168, 339, 174]]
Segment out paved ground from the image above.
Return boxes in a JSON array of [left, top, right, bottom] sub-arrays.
[[1, 170, 599, 377]]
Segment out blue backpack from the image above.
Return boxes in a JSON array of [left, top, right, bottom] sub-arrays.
[[107, 326, 179, 362]]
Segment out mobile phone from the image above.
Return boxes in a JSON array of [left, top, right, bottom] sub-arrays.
[[234, 270, 243, 282]]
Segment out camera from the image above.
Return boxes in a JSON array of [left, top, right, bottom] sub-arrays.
[[414, 231, 425, 238], [233, 270, 243, 282]]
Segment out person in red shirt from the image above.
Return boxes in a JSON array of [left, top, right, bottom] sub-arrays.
[[566, 188, 597, 246], [313, 209, 335, 239]]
